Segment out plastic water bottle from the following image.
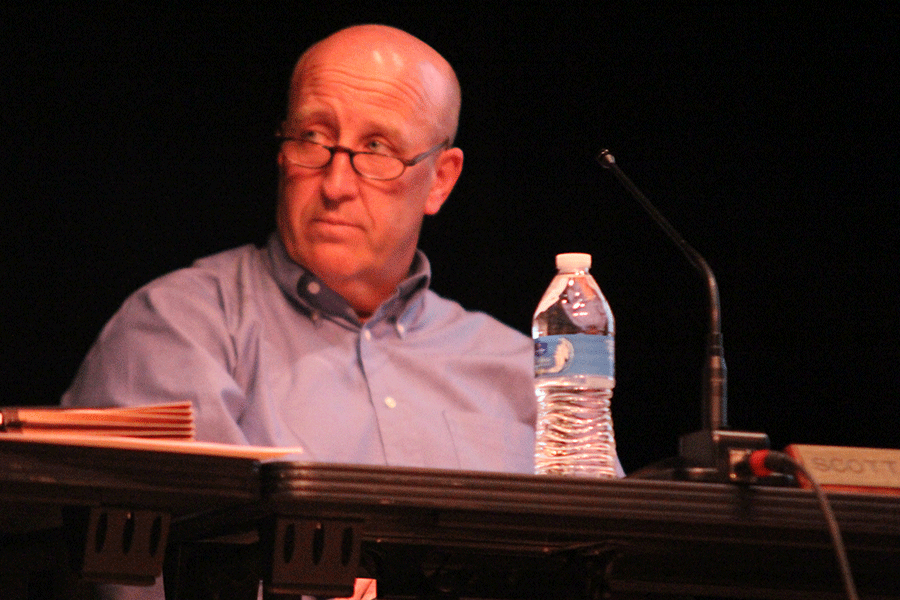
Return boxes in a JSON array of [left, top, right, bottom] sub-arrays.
[[533, 253, 617, 477]]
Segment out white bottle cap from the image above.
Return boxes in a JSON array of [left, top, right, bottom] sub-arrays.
[[555, 253, 592, 270]]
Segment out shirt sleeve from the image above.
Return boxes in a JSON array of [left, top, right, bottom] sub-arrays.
[[60, 271, 251, 445]]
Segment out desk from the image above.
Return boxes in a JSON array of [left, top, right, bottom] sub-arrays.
[[2, 440, 899, 599], [170, 461, 900, 599]]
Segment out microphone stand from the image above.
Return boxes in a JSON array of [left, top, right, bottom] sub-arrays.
[[597, 149, 770, 482]]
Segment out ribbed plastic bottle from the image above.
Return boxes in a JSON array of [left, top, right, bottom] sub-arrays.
[[533, 253, 617, 477]]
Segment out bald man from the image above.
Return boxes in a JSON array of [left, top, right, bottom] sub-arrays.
[[276, 24, 464, 319], [62, 24, 537, 599]]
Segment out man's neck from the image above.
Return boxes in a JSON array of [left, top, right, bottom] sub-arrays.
[[324, 277, 398, 323]]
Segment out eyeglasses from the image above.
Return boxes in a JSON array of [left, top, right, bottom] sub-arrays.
[[277, 135, 449, 181]]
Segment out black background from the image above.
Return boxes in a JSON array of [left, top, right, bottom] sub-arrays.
[[4, 5, 898, 473]]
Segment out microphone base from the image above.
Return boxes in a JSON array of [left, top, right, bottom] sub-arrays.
[[628, 430, 793, 485], [677, 428, 773, 483]]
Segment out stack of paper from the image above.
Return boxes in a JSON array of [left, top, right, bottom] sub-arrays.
[[0, 401, 195, 439]]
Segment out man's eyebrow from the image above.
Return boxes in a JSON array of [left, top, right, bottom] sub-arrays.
[[360, 123, 406, 143]]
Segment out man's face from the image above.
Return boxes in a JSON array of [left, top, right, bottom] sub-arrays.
[[276, 46, 453, 311]]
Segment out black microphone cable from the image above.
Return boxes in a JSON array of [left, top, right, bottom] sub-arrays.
[[742, 450, 860, 600]]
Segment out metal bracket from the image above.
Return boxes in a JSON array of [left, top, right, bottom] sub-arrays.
[[65, 506, 170, 585], [262, 517, 361, 598]]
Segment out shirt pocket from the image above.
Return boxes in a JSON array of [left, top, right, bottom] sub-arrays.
[[442, 410, 535, 474]]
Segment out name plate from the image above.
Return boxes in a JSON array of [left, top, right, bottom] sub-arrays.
[[785, 444, 900, 494]]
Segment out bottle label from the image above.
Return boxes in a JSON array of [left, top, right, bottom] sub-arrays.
[[534, 334, 614, 379]]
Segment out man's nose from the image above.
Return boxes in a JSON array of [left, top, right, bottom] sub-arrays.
[[321, 151, 359, 201]]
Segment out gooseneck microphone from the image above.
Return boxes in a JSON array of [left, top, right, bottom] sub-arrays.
[[597, 149, 769, 481], [596, 149, 727, 432]]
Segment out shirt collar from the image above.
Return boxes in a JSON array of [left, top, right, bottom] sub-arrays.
[[266, 232, 431, 329]]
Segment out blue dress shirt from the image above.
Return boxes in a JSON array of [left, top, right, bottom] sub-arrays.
[[62, 233, 537, 473]]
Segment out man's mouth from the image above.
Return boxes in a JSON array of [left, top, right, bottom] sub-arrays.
[[312, 216, 361, 235]]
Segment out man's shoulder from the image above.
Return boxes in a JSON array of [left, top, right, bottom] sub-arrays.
[[142, 243, 266, 291], [115, 243, 270, 321], [188, 242, 267, 274]]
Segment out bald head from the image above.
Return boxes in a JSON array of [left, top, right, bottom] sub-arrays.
[[288, 25, 461, 145]]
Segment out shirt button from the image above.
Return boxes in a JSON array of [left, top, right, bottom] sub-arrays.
[[384, 396, 397, 409], [363, 329, 372, 341]]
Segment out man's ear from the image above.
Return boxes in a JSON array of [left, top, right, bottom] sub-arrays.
[[424, 147, 463, 215]]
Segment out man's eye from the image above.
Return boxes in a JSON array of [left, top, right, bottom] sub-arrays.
[[366, 140, 389, 154]]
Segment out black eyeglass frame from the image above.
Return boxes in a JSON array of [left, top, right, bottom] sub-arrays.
[[276, 135, 450, 181]]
